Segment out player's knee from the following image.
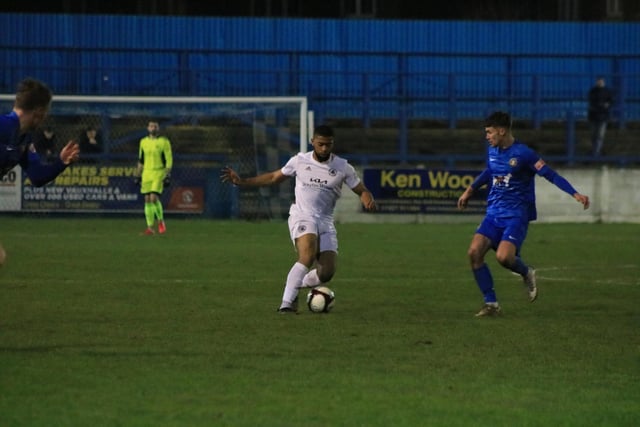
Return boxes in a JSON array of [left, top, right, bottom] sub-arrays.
[[298, 256, 316, 268], [495, 252, 514, 268], [467, 246, 483, 263], [317, 269, 335, 283]]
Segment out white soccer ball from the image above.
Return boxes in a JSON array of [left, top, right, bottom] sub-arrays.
[[306, 286, 335, 313]]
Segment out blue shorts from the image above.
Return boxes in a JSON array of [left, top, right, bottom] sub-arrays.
[[476, 215, 529, 252]]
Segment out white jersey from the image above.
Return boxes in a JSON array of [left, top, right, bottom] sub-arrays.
[[281, 151, 360, 219]]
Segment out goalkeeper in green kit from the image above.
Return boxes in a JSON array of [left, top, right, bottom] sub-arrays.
[[134, 120, 173, 235]]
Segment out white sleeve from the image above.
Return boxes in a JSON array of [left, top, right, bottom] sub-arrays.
[[281, 155, 298, 177], [344, 163, 361, 189]]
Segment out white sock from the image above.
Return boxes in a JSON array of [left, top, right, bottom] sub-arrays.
[[281, 262, 309, 307], [301, 269, 322, 288]]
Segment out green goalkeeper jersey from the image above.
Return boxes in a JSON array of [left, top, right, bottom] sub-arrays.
[[138, 135, 173, 171]]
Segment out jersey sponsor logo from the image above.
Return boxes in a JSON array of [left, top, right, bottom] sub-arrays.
[[309, 177, 328, 185], [509, 158, 518, 167], [534, 159, 546, 170], [493, 173, 512, 188]]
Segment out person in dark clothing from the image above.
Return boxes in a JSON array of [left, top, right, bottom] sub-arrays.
[[78, 126, 103, 163], [587, 76, 614, 157], [33, 126, 58, 162]]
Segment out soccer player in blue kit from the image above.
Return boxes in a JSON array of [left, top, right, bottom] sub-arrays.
[[457, 111, 590, 317], [0, 78, 80, 266]]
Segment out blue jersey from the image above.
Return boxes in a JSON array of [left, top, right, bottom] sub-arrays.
[[485, 140, 540, 221], [0, 111, 25, 177], [0, 111, 67, 186]]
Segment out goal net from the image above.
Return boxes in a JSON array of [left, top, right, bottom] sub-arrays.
[[0, 95, 309, 219]]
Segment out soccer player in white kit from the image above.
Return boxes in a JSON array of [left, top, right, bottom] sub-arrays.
[[221, 125, 376, 313]]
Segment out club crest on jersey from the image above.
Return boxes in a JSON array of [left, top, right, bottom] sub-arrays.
[[329, 168, 337, 176], [509, 158, 518, 167]]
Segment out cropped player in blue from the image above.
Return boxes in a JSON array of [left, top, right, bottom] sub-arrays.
[[457, 111, 590, 317], [0, 78, 80, 266]]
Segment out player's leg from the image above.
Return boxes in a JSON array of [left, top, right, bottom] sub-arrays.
[[155, 203, 166, 233], [596, 121, 607, 156], [495, 240, 521, 271], [302, 251, 337, 288], [148, 173, 166, 233], [590, 121, 606, 156], [469, 233, 496, 301], [142, 193, 155, 234], [470, 217, 502, 316], [279, 233, 316, 312], [278, 217, 318, 312], [496, 220, 537, 302], [153, 192, 166, 233], [140, 172, 159, 234], [302, 220, 338, 287]]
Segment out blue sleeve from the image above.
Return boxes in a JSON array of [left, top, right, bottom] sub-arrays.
[[0, 144, 23, 168], [0, 113, 22, 171], [470, 168, 491, 190], [537, 164, 578, 196], [0, 113, 19, 145], [20, 149, 67, 187]]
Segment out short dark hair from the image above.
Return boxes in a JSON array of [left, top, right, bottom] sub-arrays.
[[484, 111, 512, 130], [313, 125, 334, 139], [14, 78, 52, 111]]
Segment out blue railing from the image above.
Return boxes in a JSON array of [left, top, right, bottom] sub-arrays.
[[4, 66, 637, 124], [2, 46, 638, 127], [3, 49, 638, 166]]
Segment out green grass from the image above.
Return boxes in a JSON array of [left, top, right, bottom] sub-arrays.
[[0, 218, 639, 426]]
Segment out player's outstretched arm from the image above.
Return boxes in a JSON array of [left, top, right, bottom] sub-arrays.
[[220, 166, 287, 187], [458, 168, 490, 210], [536, 162, 590, 210], [23, 141, 80, 187]]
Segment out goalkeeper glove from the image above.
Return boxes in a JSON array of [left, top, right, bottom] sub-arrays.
[[163, 173, 171, 187]]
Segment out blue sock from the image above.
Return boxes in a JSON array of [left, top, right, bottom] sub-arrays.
[[473, 264, 497, 303], [510, 256, 529, 276]]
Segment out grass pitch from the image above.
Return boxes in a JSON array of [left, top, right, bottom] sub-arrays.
[[0, 217, 638, 426]]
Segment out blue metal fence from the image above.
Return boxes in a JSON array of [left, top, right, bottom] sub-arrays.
[[2, 14, 638, 122], [3, 48, 638, 124]]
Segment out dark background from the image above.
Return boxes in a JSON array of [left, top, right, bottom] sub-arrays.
[[2, 0, 639, 21]]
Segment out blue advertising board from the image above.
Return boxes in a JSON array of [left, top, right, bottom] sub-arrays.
[[21, 164, 214, 214], [363, 168, 488, 214]]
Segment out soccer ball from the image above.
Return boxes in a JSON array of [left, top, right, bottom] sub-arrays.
[[306, 286, 335, 313]]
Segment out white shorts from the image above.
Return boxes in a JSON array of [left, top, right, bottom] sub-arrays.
[[288, 211, 338, 253]]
